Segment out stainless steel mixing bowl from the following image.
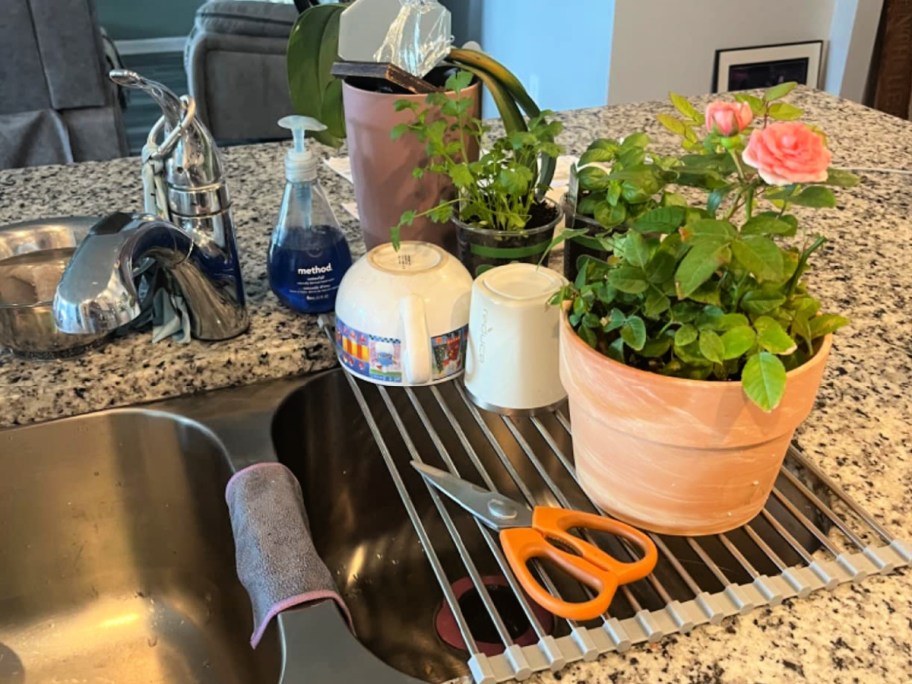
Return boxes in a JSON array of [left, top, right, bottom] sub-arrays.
[[0, 217, 107, 357]]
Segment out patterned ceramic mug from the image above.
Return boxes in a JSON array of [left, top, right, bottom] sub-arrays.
[[334, 241, 472, 385]]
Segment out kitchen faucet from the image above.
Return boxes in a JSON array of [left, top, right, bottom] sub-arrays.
[[53, 70, 249, 341]]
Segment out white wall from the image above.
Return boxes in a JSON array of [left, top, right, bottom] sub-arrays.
[[608, 0, 836, 104], [470, 0, 615, 113], [447, 0, 881, 111]]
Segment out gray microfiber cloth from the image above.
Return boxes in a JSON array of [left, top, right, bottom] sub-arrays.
[[226, 462, 353, 647]]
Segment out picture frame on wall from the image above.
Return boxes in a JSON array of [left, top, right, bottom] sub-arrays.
[[712, 41, 824, 93]]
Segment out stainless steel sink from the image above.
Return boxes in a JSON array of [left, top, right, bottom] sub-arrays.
[[1, 368, 904, 684], [0, 409, 281, 683]]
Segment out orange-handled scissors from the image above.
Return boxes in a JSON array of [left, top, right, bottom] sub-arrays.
[[412, 462, 658, 621]]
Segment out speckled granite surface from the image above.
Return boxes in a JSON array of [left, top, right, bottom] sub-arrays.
[[1, 88, 910, 682]]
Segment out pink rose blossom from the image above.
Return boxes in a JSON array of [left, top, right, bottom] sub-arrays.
[[742, 122, 832, 186], [704, 101, 753, 136]]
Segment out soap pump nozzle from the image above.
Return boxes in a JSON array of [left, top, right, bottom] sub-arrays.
[[278, 115, 327, 182]]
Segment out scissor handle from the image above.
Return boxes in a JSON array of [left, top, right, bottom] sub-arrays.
[[499, 507, 658, 621]]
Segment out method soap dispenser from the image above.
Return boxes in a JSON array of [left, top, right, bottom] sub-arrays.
[[268, 115, 352, 314]]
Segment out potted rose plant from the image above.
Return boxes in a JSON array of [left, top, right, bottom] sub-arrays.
[[287, 3, 555, 254], [392, 70, 565, 276], [562, 133, 684, 282], [558, 83, 858, 535]]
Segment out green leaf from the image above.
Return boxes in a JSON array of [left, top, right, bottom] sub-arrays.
[[790, 186, 836, 208], [755, 316, 797, 354], [603, 308, 627, 332], [686, 218, 737, 240], [450, 162, 474, 189], [741, 215, 797, 237], [809, 313, 850, 338], [734, 93, 765, 115], [577, 324, 597, 348], [287, 3, 347, 147], [577, 166, 611, 192], [621, 132, 650, 149], [675, 324, 698, 347], [609, 266, 649, 294], [621, 316, 647, 351], [606, 337, 626, 363], [670, 92, 701, 122], [741, 286, 787, 316], [767, 102, 803, 120], [764, 81, 798, 102], [623, 232, 652, 268], [640, 335, 674, 358], [579, 147, 617, 165], [675, 241, 730, 297], [824, 168, 860, 187], [732, 236, 785, 282], [644, 287, 671, 318], [657, 113, 687, 136], [699, 330, 725, 364], [717, 313, 750, 330], [631, 206, 686, 234], [390, 123, 410, 141], [594, 201, 627, 229], [742, 352, 788, 411], [646, 250, 677, 284], [721, 326, 756, 359], [707, 185, 733, 215]]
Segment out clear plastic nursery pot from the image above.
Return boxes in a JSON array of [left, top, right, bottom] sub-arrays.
[[558, 305, 833, 536], [454, 199, 562, 278]]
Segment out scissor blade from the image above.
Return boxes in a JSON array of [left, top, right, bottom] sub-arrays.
[[411, 461, 532, 530]]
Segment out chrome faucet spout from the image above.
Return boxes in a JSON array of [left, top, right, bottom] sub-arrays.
[[53, 213, 249, 341]]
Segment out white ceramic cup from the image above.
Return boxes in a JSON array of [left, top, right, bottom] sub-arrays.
[[334, 241, 472, 385], [464, 263, 567, 413]]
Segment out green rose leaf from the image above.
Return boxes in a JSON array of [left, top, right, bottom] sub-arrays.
[[734, 93, 765, 115], [657, 113, 687, 136], [824, 168, 860, 187], [755, 316, 798, 354], [622, 232, 652, 268], [644, 287, 671, 318], [699, 329, 725, 364], [631, 206, 687, 234], [790, 186, 837, 208], [742, 352, 788, 411], [675, 240, 730, 298], [717, 313, 750, 330], [767, 102, 803, 121], [686, 218, 737, 240], [609, 266, 649, 294], [640, 335, 674, 358], [721, 326, 756, 359], [741, 215, 797, 237], [603, 307, 627, 332], [809, 313, 850, 338], [621, 315, 647, 351], [764, 81, 798, 102], [742, 287, 788, 316], [670, 92, 701, 122], [675, 324, 698, 347], [647, 250, 677, 284], [732, 235, 785, 282], [577, 324, 597, 348]]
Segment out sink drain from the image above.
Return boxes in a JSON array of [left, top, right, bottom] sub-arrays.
[[435, 576, 553, 656]]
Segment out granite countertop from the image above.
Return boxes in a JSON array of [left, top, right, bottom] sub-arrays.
[[1, 89, 910, 682]]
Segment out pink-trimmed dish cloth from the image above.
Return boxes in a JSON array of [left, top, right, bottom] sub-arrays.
[[226, 462, 353, 647]]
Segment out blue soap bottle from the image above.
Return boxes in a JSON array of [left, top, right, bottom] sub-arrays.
[[268, 115, 352, 314]]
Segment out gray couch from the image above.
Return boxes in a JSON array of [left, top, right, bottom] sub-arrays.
[[185, 1, 303, 143], [0, 0, 128, 169]]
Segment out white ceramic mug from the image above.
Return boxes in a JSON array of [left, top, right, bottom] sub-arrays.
[[464, 263, 567, 413], [334, 241, 472, 385]]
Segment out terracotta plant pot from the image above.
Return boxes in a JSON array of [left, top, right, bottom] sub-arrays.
[[342, 80, 480, 254], [455, 198, 562, 277], [559, 308, 833, 536]]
